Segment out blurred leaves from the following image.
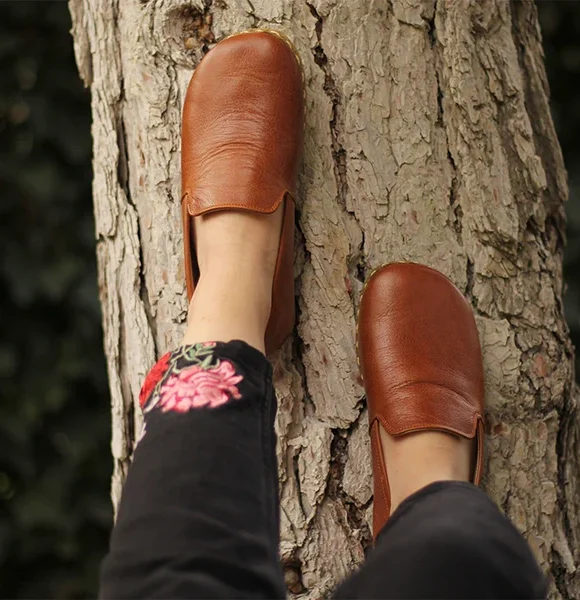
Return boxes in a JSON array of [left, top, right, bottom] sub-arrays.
[[0, 3, 111, 599]]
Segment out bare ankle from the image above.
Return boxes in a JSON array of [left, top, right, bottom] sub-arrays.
[[182, 271, 272, 352], [182, 203, 285, 353]]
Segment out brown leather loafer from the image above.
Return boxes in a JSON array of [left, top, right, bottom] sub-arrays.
[[181, 30, 304, 355], [358, 263, 485, 539]]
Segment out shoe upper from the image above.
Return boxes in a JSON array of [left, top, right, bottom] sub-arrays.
[[181, 31, 304, 218], [358, 263, 485, 538]]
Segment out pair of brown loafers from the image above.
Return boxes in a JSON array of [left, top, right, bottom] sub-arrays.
[[181, 31, 485, 539]]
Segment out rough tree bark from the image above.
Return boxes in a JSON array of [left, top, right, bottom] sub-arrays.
[[69, 0, 579, 596]]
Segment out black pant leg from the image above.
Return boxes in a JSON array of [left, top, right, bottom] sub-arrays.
[[100, 341, 285, 599], [333, 481, 547, 599]]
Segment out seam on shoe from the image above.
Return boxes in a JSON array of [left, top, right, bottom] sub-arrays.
[[375, 412, 481, 440]]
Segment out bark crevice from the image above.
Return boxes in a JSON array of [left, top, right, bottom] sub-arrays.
[[428, 2, 464, 255], [307, 0, 366, 297]]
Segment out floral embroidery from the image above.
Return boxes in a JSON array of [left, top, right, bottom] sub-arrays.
[[139, 352, 171, 408], [139, 342, 244, 414], [159, 361, 243, 412]]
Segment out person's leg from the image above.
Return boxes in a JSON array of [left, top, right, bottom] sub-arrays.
[[100, 183, 285, 593], [100, 29, 304, 599], [100, 194, 285, 600], [100, 340, 285, 599], [333, 481, 547, 599], [336, 263, 546, 598]]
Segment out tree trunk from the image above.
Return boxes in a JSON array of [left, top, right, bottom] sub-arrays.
[[69, 0, 579, 596]]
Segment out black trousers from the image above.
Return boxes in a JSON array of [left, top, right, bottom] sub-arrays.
[[100, 341, 547, 599]]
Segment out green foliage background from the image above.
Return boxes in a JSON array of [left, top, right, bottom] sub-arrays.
[[0, 4, 111, 598], [0, 2, 577, 598]]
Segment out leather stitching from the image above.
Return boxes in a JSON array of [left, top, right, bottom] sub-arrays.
[[185, 190, 290, 217], [375, 411, 482, 439]]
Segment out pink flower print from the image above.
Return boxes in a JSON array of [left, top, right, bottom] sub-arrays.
[[158, 360, 243, 412]]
